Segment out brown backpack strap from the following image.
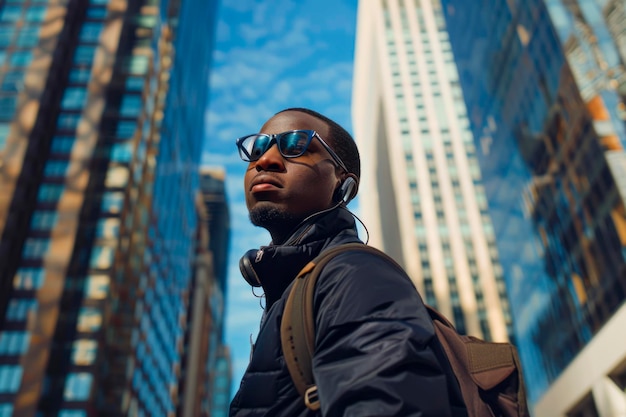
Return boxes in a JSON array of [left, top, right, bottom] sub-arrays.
[[280, 243, 389, 410]]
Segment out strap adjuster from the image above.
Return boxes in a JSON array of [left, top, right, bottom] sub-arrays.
[[304, 385, 320, 410]]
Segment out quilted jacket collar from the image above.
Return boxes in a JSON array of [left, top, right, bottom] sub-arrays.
[[251, 207, 360, 310]]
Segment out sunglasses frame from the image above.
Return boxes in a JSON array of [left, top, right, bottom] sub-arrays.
[[236, 129, 349, 173]]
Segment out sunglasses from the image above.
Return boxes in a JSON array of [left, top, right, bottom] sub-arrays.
[[236, 129, 349, 172]]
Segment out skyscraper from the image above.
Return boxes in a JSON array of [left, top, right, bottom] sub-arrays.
[[178, 167, 231, 417], [0, 0, 218, 415], [352, 0, 514, 353], [441, 0, 626, 413]]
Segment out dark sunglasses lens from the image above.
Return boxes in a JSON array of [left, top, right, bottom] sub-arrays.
[[278, 131, 311, 157], [248, 135, 271, 160]]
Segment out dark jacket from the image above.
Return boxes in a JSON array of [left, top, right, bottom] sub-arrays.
[[230, 208, 465, 417]]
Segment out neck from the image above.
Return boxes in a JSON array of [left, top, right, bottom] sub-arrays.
[[269, 202, 345, 245]]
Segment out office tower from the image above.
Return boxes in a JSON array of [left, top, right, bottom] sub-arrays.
[[441, 0, 626, 414], [352, 0, 514, 353], [179, 167, 231, 417], [0, 0, 217, 415]]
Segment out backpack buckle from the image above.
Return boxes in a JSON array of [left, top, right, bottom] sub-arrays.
[[304, 385, 320, 410]]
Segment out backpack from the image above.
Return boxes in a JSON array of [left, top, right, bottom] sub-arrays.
[[280, 243, 530, 417]]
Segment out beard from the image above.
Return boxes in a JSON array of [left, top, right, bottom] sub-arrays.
[[249, 205, 301, 243]]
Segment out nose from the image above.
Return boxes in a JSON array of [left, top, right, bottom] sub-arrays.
[[254, 143, 285, 172]]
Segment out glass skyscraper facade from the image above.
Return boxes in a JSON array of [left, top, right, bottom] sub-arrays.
[[441, 0, 626, 413], [178, 167, 231, 417], [353, 0, 514, 354], [0, 0, 218, 415]]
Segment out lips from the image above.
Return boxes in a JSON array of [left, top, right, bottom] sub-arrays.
[[250, 175, 283, 192]]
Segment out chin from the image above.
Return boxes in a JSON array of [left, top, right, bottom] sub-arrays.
[[249, 205, 299, 230]]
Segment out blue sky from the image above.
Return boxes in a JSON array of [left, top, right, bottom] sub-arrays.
[[202, 0, 359, 398]]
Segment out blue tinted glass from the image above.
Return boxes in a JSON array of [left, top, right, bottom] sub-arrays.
[[25, 6, 46, 22], [1, 7, 21, 22], [0, 366, 23, 393], [250, 135, 270, 159], [279, 131, 310, 155]]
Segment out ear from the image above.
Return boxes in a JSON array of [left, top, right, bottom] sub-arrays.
[[334, 174, 358, 204]]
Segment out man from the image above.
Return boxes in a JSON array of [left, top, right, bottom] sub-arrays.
[[230, 108, 465, 416]]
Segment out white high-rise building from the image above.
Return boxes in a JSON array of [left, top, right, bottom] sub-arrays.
[[352, 0, 512, 342]]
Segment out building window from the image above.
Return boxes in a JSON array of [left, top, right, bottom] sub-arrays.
[[0, 403, 13, 417], [30, 211, 58, 230], [13, 267, 45, 289], [63, 372, 93, 401], [0, 331, 30, 355], [71, 340, 97, 365], [51, 136, 75, 154], [59, 410, 86, 417], [22, 238, 50, 260], [15, 27, 39, 47], [10, 50, 33, 67], [77, 307, 103, 332], [61, 88, 87, 109], [25, 6, 47, 22], [5, 299, 37, 321], [44, 160, 69, 177], [69, 67, 91, 84], [37, 184, 64, 202], [0, 365, 23, 393]]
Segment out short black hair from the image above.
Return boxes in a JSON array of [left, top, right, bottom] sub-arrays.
[[276, 107, 361, 179]]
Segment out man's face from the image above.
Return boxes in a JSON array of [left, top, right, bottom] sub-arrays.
[[244, 111, 342, 239]]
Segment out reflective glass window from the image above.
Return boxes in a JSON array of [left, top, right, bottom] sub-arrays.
[[101, 192, 124, 213], [73, 46, 96, 64], [1, 71, 23, 92], [111, 141, 133, 163], [79, 22, 103, 43], [77, 307, 102, 332], [125, 55, 149, 75], [71, 340, 97, 365], [25, 6, 47, 22], [62, 88, 87, 109], [0, 331, 30, 355], [116, 121, 136, 138], [0, 366, 23, 393], [85, 274, 110, 299], [57, 114, 81, 130], [87, 7, 107, 19], [89, 246, 113, 270], [44, 160, 69, 177], [0, 7, 21, 22], [37, 184, 64, 202], [95, 218, 120, 239], [5, 299, 37, 321], [59, 410, 86, 417], [30, 211, 58, 230], [104, 168, 129, 188], [10, 50, 32, 67], [0, 404, 13, 417], [125, 76, 144, 91], [69, 68, 91, 84], [22, 238, 50, 260], [15, 27, 39, 47], [51, 136, 75, 154], [0, 97, 17, 119], [120, 95, 142, 117], [0, 28, 15, 47], [63, 372, 93, 400]]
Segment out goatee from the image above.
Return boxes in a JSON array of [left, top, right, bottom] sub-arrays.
[[249, 206, 300, 242]]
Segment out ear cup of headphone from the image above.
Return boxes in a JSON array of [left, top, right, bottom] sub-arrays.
[[239, 250, 262, 287], [338, 177, 357, 204]]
